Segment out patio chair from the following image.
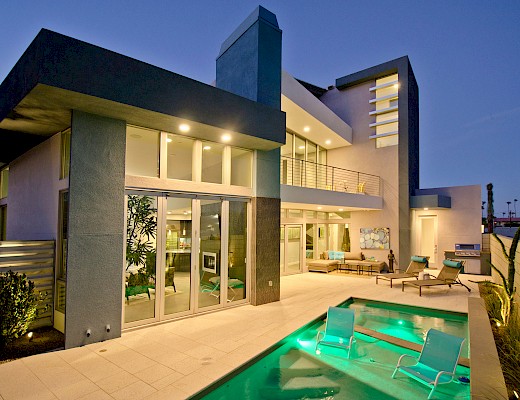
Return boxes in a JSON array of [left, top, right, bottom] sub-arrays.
[[315, 306, 355, 358], [392, 328, 465, 399], [375, 255, 428, 288], [401, 259, 471, 296]]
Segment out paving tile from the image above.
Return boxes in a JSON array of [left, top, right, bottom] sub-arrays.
[[133, 363, 177, 384], [69, 352, 123, 382], [75, 390, 113, 400], [143, 385, 190, 400], [51, 379, 99, 400], [95, 370, 138, 394], [149, 370, 184, 391], [169, 371, 215, 397], [110, 380, 157, 400], [97, 348, 157, 374], [0, 359, 57, 400]]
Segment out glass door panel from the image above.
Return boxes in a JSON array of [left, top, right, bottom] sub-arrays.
[[164, 196, 192, 316], [280, 227, 285, 275], [228, 201, 247, 302], [124, 194, 158, 324], [199, 199, 222, 308], [287, 226, 302, 273]]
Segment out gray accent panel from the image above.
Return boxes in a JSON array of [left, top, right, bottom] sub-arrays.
[[255, 148, 281, 199], [251, 197, 280, 305], [335, 56, 406, 89], [410, 195, 451, 209], [216, 6, 282, 110], [65, 110, 125, 348]]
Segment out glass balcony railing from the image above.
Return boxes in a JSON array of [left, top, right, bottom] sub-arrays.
[[280, 156, 381, 196]]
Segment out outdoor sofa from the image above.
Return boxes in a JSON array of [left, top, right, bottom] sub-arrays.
[[308, 251, 387, 274]]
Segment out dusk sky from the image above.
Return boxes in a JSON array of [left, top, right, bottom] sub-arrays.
[[1, 1, 519, 217]]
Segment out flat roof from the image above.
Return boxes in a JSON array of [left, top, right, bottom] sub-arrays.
[[0, 29, 286, 163]]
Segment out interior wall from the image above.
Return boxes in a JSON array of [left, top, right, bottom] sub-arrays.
[[6, 133, 64, 240]]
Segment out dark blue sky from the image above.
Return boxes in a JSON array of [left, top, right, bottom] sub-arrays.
[[2, 1, 519, 216]]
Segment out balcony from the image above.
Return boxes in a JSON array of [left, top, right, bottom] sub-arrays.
[[280, 156, 380, 196]]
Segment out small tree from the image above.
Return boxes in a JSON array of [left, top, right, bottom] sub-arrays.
[[489, 229, 519, 325], [487, 183, 494, 233], [0, 271, 43, 348]]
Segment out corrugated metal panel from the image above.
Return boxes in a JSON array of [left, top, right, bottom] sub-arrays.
[[0, 240, 55, 328]]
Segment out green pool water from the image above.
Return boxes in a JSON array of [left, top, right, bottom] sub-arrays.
[[195, 299, 470, 400], [343, 298, 469, 358]]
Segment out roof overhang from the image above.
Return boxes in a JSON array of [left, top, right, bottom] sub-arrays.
[[282, 71, 352, 148], [410, 194, 452, 209], [0, 29, 286, 164]]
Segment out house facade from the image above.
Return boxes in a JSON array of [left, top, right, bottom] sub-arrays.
[[0, 6, 481, 349]]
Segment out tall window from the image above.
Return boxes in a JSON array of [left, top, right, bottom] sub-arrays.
[[228, 201, 247, 302], [0, 206, 6, 241], [60, 129, 71, 180], [0, 167, 8, 199], [167, 134, 194, 181], [55, 191, 69, 313], [230, 148, 252, 187], [370, 73, 399, 148], [201, 142, 224, 184]]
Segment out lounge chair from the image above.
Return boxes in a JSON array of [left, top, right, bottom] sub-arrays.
[[375, 255, 428, 288], [401, 259, 471, 296], [315, 306, 355, 358], [392, 328, 465, 399]]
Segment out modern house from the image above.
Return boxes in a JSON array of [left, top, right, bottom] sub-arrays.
[[0, 6, 481, 349]]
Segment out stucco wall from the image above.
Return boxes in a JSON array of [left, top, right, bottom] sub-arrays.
[[413, 185, 482, 268], [65, 110, 126, 348], [321, 82, 402, 265], [6, 133, 65, 240]]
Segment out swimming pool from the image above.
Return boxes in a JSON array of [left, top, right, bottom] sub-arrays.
[[194, 298, 470, 399], [343, 298, 469, 358]]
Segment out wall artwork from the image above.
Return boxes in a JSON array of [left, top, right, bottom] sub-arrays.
[[360, 227, 390, 249]]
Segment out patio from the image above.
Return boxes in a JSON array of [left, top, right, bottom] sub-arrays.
[[0, 272, 495, 399]]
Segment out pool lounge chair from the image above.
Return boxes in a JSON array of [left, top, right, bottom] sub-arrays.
[[315, 306, 355, 358], [375, 255, 428, 288], [392, 328, 465, 399], [401, 259, 471, 296]]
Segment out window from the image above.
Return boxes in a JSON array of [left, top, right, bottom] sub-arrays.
[[0, 205, 6, 241], [60, 129, 71, 180], [230, 148, 252, 187], [202, 142, 224, 184], [55, 191, 69, 313], [0, 167, 8, 199], [126, 126, 160, 177], [167, 134, 194, 181]]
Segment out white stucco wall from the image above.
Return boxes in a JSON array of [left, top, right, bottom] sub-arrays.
[[6, 133, 66, 240], [412, 185, 482, 267], [321, 82, 402, 266]]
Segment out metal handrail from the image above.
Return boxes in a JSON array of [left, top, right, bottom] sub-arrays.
[[280, 156, 380, 196]]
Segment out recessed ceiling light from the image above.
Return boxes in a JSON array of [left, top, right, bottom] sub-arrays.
[[317, 207, 322, 210], [179, 124, 190, 132], [130, 134, 142, 139], [166, 138, 172, 143], [394, 83, 399, 89], [339, 208, 344, 211], [325, 140, 331, 145], [221, 134, 231, 142], [298, 145, 305, 150], [303, 126, 310, 132], [167, 211, 172, 214], [424, 208, 429, 211], [203, 145, 211, 150]]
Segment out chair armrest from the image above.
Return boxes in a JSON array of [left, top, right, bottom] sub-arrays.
[[396, 353, 417, 368], [434, 370, 455, 386]]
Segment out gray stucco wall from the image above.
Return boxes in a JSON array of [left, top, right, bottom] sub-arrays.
[[65, 110, 126, 348], [6, 133, 62, 240], [216, 6, 282, 110]]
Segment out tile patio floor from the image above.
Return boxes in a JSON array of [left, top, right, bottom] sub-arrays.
[[0, 271, 482, 400]]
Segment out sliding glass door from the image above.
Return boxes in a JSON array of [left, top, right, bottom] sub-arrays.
[[124, 193, 249, 327]]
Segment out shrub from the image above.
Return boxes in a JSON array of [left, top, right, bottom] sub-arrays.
[[0, 271, 42, 348]]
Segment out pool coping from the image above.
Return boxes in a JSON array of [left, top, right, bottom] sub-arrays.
[[468, 297, 508, 399]]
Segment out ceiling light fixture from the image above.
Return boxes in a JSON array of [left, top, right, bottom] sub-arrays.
[[303, 126, 310, 132], [339, 208, 344, 211], [179, 124, 190, 132], [317, 206, 322, 210], [424, 208, 429, 211], [221, 134, 231, 142], [203, 145, 211, 150], [166, 138, 173, 143], [325, 140, 331, 145], [298, 145, 305, 150]]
